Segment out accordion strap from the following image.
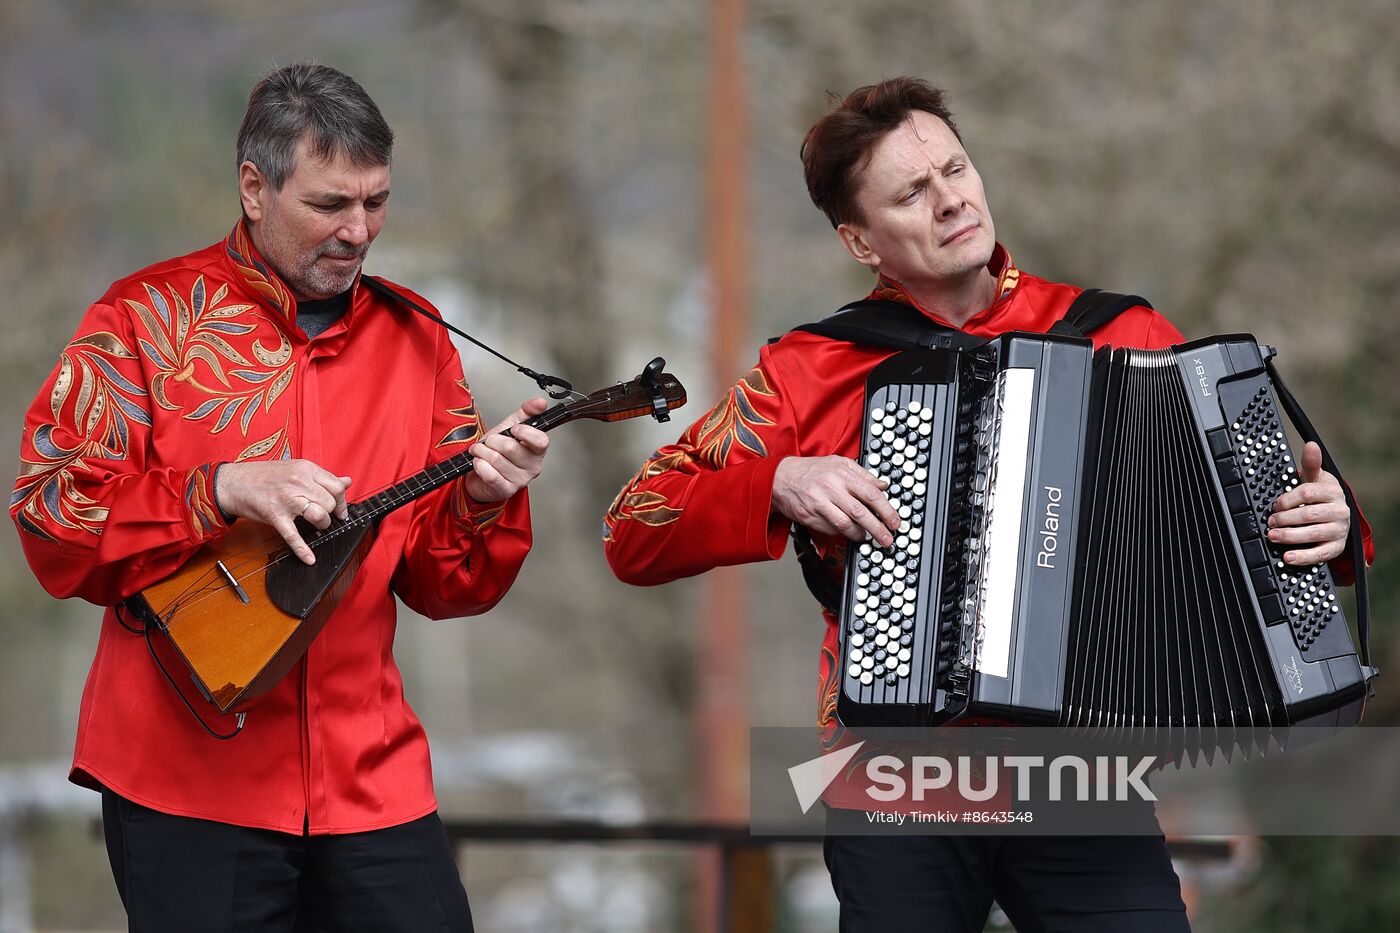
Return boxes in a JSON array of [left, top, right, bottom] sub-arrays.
[[787, 299, 986, 351], [792, 525, 842, 615], [1050, 289, 1153, 338], [1264, 358, 1375, 674]]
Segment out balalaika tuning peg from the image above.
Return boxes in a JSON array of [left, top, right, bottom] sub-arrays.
[[641, 357, 671, 423]]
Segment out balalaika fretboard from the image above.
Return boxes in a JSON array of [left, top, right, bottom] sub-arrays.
[[837, 333, 1373, 734]]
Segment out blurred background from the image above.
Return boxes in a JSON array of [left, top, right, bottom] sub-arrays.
[[1, 0, 1397, 930]]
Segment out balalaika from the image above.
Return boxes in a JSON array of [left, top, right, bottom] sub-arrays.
[[125, 359, 686, 732], [837, 333, 1375, 733]]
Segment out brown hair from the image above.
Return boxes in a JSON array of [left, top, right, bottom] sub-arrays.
[[801, 77, 960, 229]]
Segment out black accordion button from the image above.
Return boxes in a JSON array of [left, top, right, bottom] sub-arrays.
[[1223, 483, 1251, 514], [1258, 592, 1287, 625], [1207, 427, 1233, 460], [1242, 538, 1271, 569]]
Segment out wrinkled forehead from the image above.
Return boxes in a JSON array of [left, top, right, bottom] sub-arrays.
[[863, 111, 965, 186]]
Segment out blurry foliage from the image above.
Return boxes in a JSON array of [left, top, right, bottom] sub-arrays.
[[1199, 837, 1400, 933], [0, 0, 1396, 930]]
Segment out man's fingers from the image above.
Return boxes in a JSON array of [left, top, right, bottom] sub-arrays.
[[508, 424, 550, 456], [1282, 541, 1346, 566], [848, 476, 901, 532], [301, 502, 332, 531], [332, 475, 353, 518], [1273, 481, 1341, 512], [1299, 441, 1324, 484], [489, 397, 550, 434], [1269, 522, 1346, 546], [836, 497, 895, 546], [271, 515, 315, 565], [468, 456, 505, 492], [813, 501, 863, 542], [1268, 502, 1348, 528]]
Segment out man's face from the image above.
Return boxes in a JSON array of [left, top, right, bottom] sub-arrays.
[[240, 135, 390, 302], [838, 110, 996, 291]]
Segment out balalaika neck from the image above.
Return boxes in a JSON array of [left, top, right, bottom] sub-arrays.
[[343, 407, 568, 527]]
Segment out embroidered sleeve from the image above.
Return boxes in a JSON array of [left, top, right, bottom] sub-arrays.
[[603, 347, 797, 585], [390, 331, 532, 619], [10, 301, 230, 604]]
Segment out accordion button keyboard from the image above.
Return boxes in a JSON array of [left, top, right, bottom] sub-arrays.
[[1218, 382, 1347, 656]]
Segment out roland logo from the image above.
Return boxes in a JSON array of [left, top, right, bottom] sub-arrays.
[[1282, 655, 1305, 695], [1035, 485, 1063, 570], [1192, 358, 1213, 397]]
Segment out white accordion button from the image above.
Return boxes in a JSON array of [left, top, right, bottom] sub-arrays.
[[848, 663, 862, 678], [860, 670, 874, 685]]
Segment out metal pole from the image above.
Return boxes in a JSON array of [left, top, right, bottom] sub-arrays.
[[699, 0, 750, 929]]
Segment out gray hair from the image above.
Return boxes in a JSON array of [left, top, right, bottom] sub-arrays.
[[236, 63, 394, 189]]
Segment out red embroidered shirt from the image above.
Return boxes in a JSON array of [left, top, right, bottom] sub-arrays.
[[12, 223, 532, 834], [602, 246, 1373, 746]]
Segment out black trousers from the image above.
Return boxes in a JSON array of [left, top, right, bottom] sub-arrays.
[[823, 827, 1190, 933], [101, 789, 474, 933]]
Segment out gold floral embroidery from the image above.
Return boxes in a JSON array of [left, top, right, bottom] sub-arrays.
[[225, 222, 293, 319], [603, 368, 778, 540], [819, 643, 843, 750], [694, 368, 776, 467], [438, 380, 484, 448], [128, 275, 295, 438], [184, 464, 223, 537], [12, 329, 149, 539], [13, 268, 297, 540]]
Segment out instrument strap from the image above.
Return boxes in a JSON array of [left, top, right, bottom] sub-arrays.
[[360, 275, 577, 400], [1264, 358, 1375, 675], [114, 604, 247, 739], [1049, 289, 1153, 338], [792, 525, 842, 615], [785, 299, 985, 351]]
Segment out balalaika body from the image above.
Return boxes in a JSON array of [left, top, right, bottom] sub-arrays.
[[837, 333, 1374, 734]]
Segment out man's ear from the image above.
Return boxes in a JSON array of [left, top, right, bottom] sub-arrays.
[[239, 161, 270, 222], [837, 222, 879, 270]]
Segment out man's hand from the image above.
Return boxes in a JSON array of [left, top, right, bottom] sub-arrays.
[[1268, 441, 1350, 566], [772, 456, 901, 546], [215, 460, 352, 565], [462, 397, 551, 505]]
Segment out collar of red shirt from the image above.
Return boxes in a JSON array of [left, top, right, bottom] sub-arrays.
[[868, 242, 1022, 330], [222, 220, 366, 334]]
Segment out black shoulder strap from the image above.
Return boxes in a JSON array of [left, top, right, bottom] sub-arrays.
[[792, 525, 842, 615], [783, 299, 987, 352], [1049, 289, 1152, 339]]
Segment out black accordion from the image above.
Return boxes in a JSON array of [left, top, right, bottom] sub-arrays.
[[837, 333, 1375, 732]]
